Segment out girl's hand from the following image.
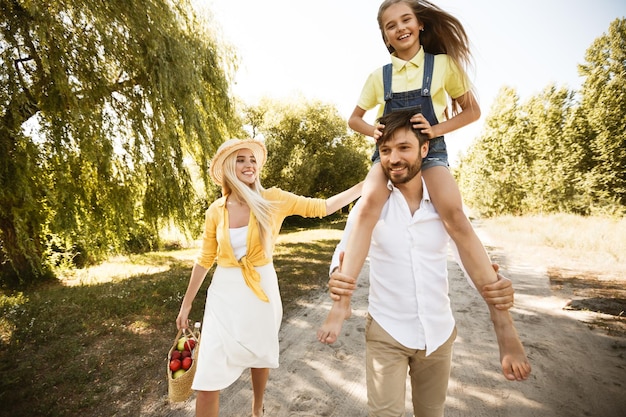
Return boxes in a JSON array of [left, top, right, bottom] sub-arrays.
[[373, 123, 385, 141], [410, 113, 434, 139]]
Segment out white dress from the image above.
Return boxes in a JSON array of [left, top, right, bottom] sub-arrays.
[[191, 226, 283, 391]]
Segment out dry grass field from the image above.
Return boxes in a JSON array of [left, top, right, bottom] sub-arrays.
[[477, 213, 626, 335]]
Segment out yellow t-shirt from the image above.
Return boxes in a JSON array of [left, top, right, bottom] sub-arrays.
[[357, 47, 470, 122]]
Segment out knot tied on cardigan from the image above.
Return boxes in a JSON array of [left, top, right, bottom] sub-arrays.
[[238, 255, 269, 302]]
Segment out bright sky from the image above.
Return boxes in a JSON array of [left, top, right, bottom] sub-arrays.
[[195, 0, 625, 165]]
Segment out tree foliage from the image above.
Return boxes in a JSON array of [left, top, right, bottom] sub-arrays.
[[579, 17, 626, 208], [457, 87, 531, 216], [0, 0, 235, 285], [457, 18, 626, 217], [242, 98, 370, 200]]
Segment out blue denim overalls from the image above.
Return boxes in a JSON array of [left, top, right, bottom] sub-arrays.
[[371, 52, 449, 170]]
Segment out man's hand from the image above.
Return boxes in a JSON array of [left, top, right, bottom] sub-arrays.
[[482, 263, 515, 310], [328, 252, 357, 301], [329, 271, 357, 301]]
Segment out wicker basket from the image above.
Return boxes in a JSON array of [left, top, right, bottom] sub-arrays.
[[167, 327, 200, 403]]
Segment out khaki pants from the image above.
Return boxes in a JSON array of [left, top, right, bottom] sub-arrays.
[[365, 315, 456, 417]]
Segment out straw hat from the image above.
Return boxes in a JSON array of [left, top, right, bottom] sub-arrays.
[[209, 138, 267, 186]]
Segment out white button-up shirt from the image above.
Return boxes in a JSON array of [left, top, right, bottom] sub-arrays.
[[331, 179, 471, 355]]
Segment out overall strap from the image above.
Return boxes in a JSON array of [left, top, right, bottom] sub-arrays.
[[383, 63, 393, 102], [384, 54, 434, 100], [421, 53, 434, 97]]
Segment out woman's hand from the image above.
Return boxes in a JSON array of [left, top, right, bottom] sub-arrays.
[[176, 304, 192, 330]]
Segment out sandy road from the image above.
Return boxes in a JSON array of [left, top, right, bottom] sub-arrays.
[[163, 236, 626, 417]]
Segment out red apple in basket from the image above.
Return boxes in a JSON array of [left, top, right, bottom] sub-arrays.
[[184, 339, 196, 351], [182, 357, 192, 370], [170, 350, 182, 361], [169, 358, 181, 372], [181, 350, 191, 359]]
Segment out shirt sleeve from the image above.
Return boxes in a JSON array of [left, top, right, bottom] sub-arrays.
[[356, 67, 385, 116], [448, 239, 477, 290], [196, 203, 219, 269], [443, 55, 470, 100], [266, 188, 326, 219]]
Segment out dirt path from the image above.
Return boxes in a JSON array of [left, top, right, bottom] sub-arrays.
[[163, 231, 626, 417]]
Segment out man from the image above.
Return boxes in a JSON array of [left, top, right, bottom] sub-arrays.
[[317, 109, 531, 417]]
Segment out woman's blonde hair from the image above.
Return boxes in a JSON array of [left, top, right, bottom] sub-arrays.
[[220, 151, 275, 257]]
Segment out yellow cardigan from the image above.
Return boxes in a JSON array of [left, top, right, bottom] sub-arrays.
[[196, 187, 327, 301]]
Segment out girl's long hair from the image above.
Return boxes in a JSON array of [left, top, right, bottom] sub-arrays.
[[221, 152, 275, 257], [377, 0, 474, 116]]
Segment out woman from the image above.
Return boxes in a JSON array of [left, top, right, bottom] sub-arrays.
[[176, 138, 362, 417]]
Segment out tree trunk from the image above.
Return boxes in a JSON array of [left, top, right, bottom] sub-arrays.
[[0, 214, 51, 287], [0, 119, 51, 287]]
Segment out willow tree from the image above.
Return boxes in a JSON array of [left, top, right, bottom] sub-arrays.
[[0, 0, 235, 285]]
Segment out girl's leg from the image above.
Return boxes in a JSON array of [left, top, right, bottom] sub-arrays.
[[195, 390, 220, 417], [423, 166, 497, 290], [317, 163, 390, 344], [423, 167, 531, 380], [251, 368, 269, 417]]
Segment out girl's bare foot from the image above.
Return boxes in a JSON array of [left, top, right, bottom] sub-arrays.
[[492, 315, 531, 380], [317, 302, 350, 344]]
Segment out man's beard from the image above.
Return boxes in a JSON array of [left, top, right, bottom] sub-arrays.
[[383, 159, 422, 184]]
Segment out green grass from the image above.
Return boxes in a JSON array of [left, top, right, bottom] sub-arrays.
[[0, 261, 194, 416], [0, 218, 346, 417]]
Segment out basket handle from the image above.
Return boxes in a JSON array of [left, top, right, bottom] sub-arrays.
[[182, 327, 197, 341]]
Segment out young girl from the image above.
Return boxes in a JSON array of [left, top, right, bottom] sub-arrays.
[[317, 0, 531, 381], [176, 138, 362, 417]]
